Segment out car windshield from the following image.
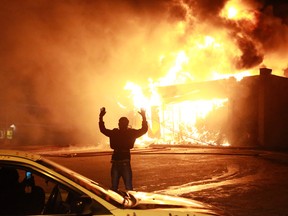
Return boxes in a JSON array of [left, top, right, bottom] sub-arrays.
[[38, 157, 125, 207]]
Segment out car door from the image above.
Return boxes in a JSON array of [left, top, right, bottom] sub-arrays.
[[0, 163, 113, 215]]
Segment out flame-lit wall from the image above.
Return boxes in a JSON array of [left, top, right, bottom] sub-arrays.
[[229, 68, 288, 149]]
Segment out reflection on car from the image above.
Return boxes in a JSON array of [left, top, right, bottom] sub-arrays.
[[0, 150, 227, 215]]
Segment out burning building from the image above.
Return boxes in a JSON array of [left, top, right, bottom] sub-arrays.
[[144, 68, 288, 149]]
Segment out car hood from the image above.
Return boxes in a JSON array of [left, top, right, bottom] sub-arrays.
[[127, 191, 221, 214]]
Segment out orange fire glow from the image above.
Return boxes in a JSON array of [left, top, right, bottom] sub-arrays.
[[124, 32, 249, 145], [124, 59, 235, 147], [220, 0, 257, 22], [119, 0, 287, 147]]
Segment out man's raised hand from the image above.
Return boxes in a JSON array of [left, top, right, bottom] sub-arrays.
[[100, 107, 106, 118], [138, 108, 146, 119]]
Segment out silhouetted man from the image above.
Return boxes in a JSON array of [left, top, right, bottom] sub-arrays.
[[99, 107, 148, 191]]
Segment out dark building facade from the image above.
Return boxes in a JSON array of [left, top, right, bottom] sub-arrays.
[[229, 68, 288, 149]]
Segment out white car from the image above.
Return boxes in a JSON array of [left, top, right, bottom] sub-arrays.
[[0, 150, 227, 215]]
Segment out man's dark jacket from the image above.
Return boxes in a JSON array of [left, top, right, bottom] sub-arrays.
[[99, 119, 148, 161]]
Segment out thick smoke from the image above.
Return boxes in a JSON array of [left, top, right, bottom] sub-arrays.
[[0, 0, 287, 147]]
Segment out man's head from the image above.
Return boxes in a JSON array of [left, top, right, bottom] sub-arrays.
[[118, 117, 129, 130]]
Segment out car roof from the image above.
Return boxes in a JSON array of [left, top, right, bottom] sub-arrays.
[[0, 149, 42, 161]]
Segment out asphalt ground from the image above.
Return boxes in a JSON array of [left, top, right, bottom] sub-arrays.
[[26, 144, 288, 165]]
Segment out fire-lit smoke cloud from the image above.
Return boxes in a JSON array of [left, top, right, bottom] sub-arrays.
[[0, 0, 287, 146]]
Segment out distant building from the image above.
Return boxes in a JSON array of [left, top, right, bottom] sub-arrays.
[[0, 103, 76, 147]]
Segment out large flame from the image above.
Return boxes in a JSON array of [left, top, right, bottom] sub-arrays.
[[122, 0, 276, 147], [124, 50, 238, 147]]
